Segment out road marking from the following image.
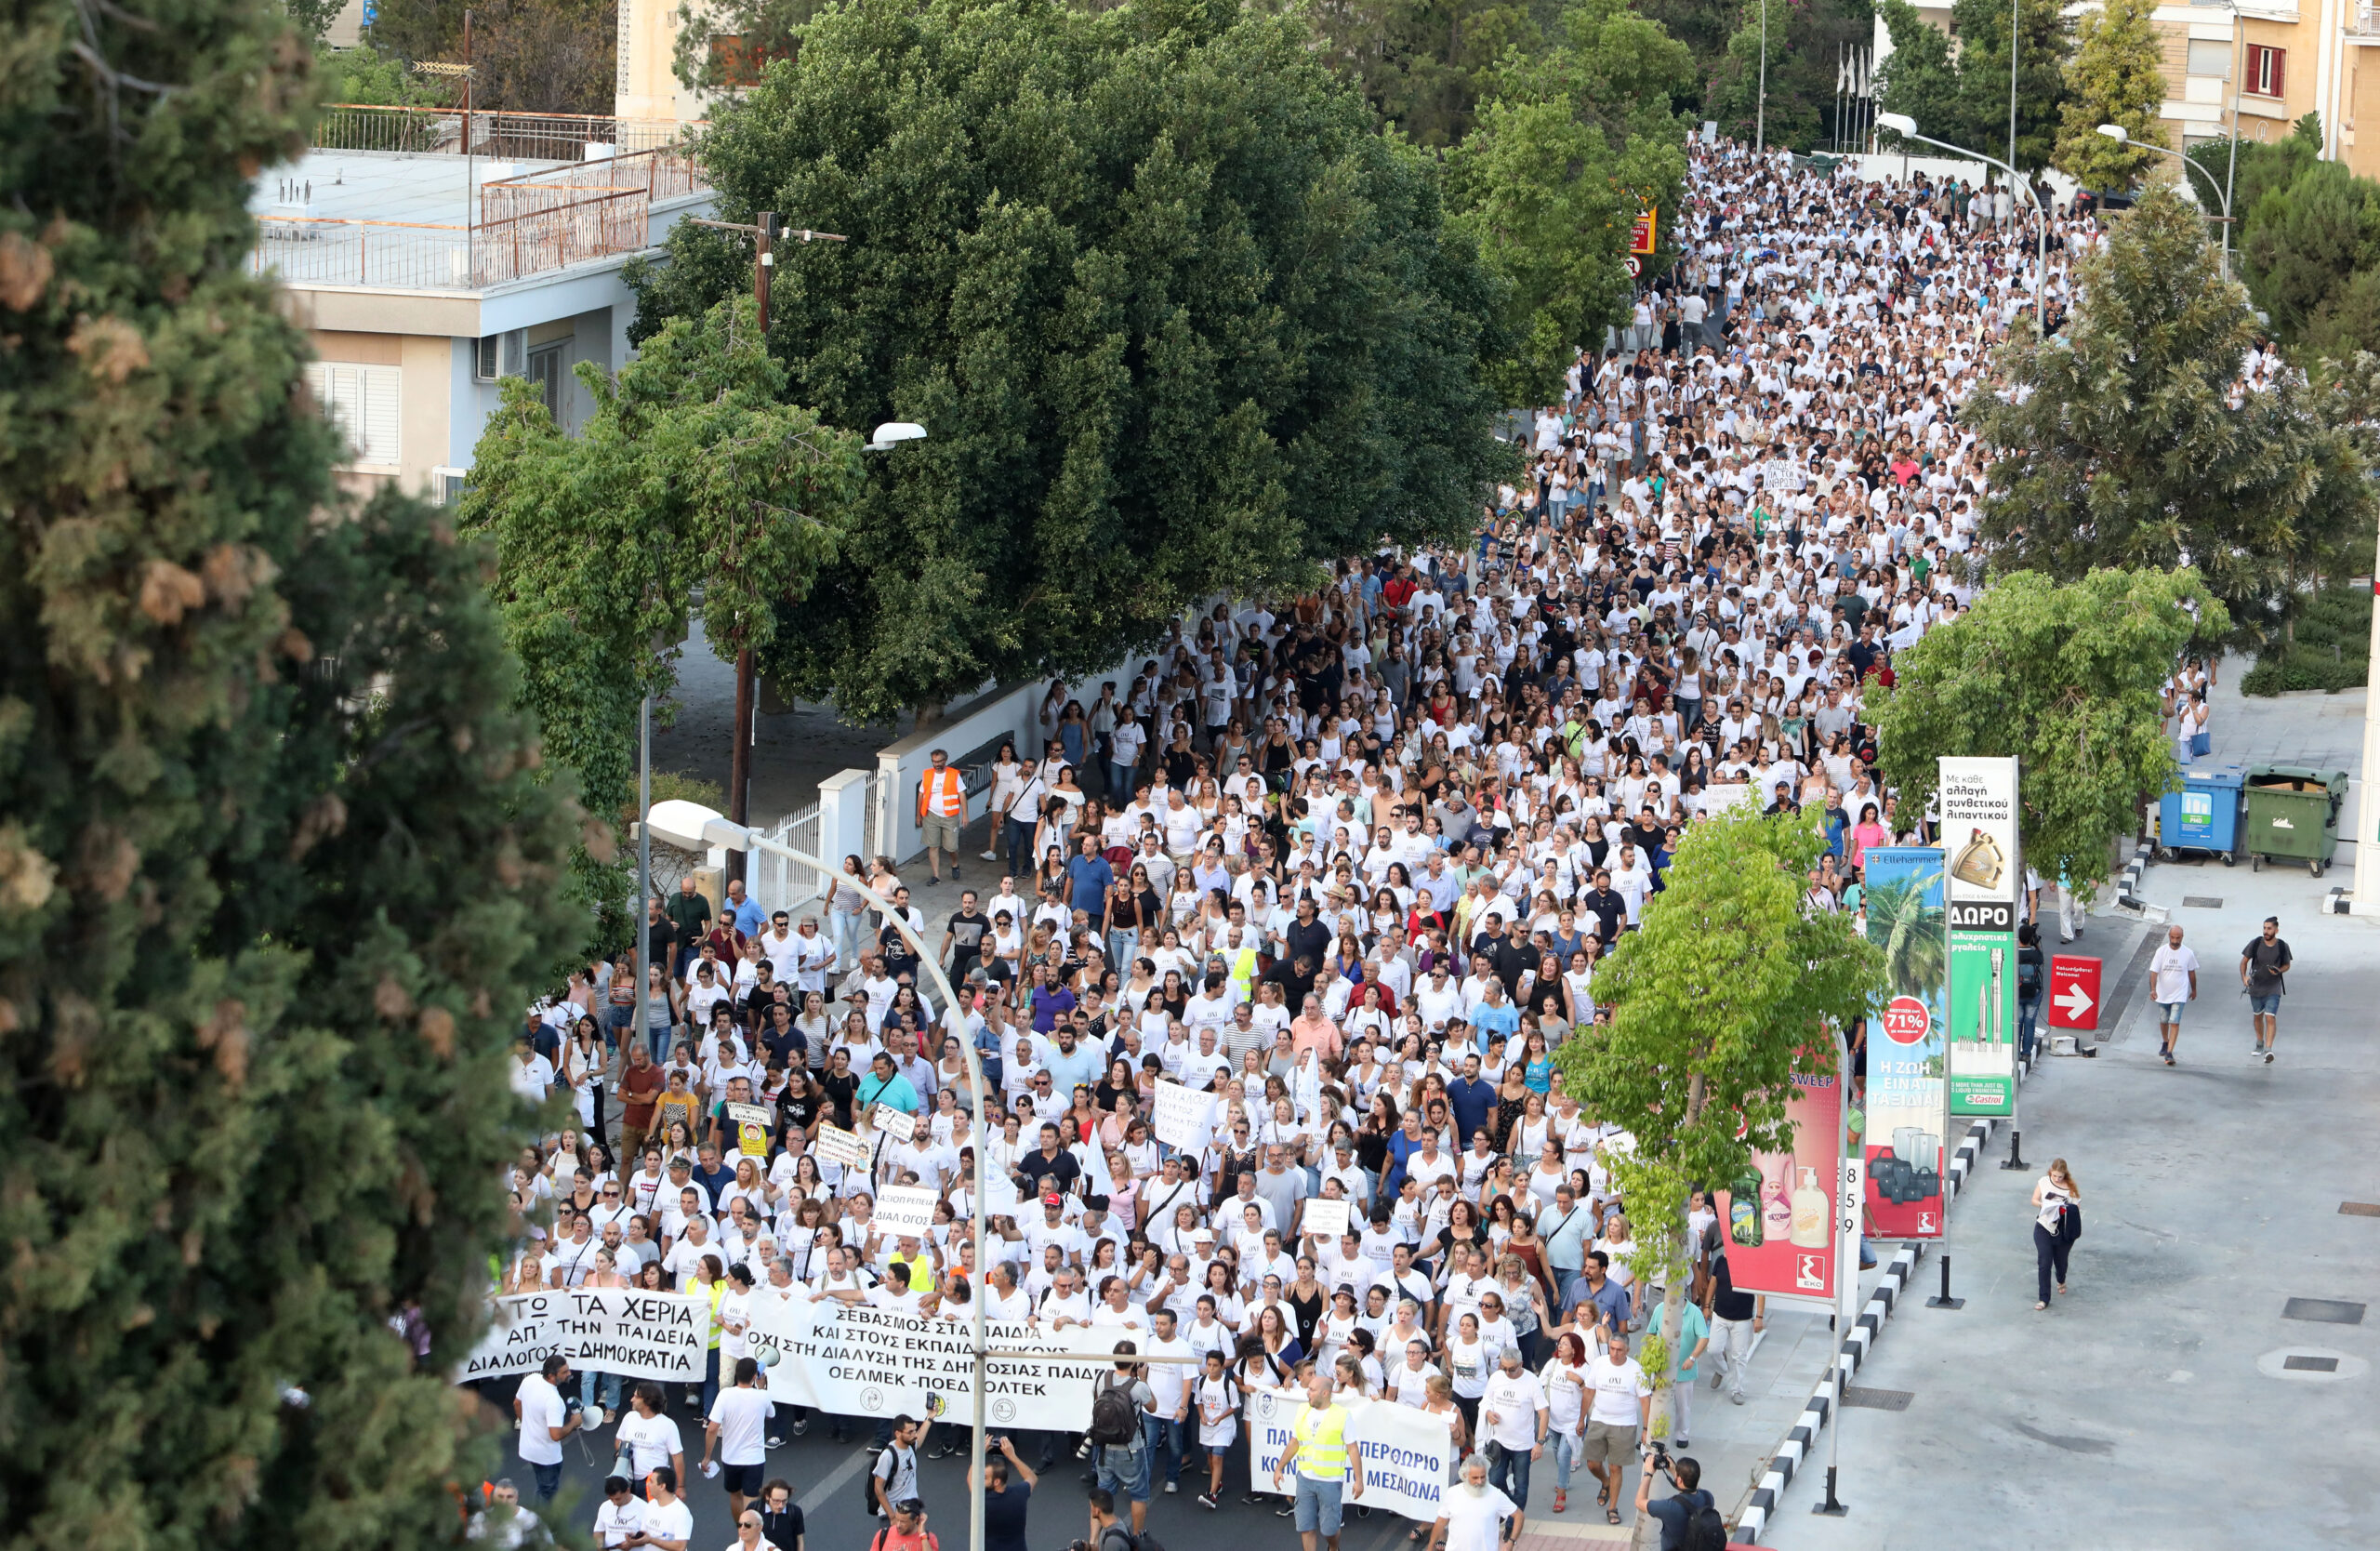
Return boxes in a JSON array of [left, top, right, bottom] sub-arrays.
[[797, 1446, 875, 1514]]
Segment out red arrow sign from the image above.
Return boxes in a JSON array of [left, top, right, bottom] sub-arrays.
[[2048, 955, 2101, 1030]]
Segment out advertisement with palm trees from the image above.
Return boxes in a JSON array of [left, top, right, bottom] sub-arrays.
[[1861, 848, 1949, 1239]]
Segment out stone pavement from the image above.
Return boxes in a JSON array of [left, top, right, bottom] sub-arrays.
[[1762, 847, 2380, 1548]]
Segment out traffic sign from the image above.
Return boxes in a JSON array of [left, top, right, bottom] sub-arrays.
[[1624, 256, 1642, 277], [2047, 954, 2101, 1031]]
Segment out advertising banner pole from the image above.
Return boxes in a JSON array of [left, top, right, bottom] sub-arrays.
[[1814, 1018, 1854, 1516]]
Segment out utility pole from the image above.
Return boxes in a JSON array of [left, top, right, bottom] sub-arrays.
[[1757, 0, 1768, 154], [684, 213, 847, 884]]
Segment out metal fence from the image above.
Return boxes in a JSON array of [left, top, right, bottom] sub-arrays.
[[312, 103, 700, 161], [251, 148, 707, 289], [749, 801, 829, 921]]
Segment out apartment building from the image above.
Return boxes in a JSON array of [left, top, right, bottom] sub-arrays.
[[250, 104, 715, 501]]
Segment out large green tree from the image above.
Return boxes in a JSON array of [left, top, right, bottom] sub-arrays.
[[1703, 0, 1876, 153], [2241, 160, 2380, 343], [629, 0, 1511, 723], [1963, 185, 2378, 647], [1555, 807, 1879, 1427], [1447, 0, 1691, 405], [1866, 569, 2228, 890], [463, 295, 864, 928], [1878, 0, 2069, 174], [2, 2, 583, 1547], [2051, 0, 2166, 192]]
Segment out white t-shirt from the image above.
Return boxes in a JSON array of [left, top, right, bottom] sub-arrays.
[[616, 1410, 683, 1478], [638, 1495, 694, 1550], [516, 1373, 567, 1465], [1480, 1369, 1546, 1451], [592, 1495, 645, 1548], [1584, 1355, 1649, 1426], [1440, 1484, 1519, 1551], [707, 1385, 773, 1466], [2149, 943, 2199, 1004]]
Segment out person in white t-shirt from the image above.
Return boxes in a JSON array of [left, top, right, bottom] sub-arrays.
[[1579, 1332, 1650, 1523], [592, 1476, 645, 1549], [701, 1357, 775, 1520], [512, 1356, 580, 1502], [2147, 923, 2198, 1066], [1424, 1453, 1520, 1551], [635, 1468, 694, 1551], [1478, 1346, 1549, 1509], [615, 1382, 686, 1494]]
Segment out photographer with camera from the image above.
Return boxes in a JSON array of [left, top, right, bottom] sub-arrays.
[[970, 1434, 1039, 1551], [1633, 1450, 1724, 1551]]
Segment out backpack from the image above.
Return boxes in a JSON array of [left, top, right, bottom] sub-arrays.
[[2016, 956, 2042, 994], [1089, 1379, 1140, 1447], [1676, 1491, 1727, 1551]]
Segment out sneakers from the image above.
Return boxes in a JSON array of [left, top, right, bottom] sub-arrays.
[[767, 1435, 783, 1450], [2162, 1050, 2175, 1067], [2265, 1047, 2277, 1065], [1163, 1481, 1178, 1494], [1729, 1391, 1746, 1406], [1674, 1437, 1689, 1448], [1197, 1493, 1218, 1510], [791, 1418, 810, 1438], [1707, 1369, 1723, 1390], [980, 850, 998, 861]]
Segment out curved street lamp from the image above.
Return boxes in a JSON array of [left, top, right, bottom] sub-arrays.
[[2096, 124, 2235, 279]]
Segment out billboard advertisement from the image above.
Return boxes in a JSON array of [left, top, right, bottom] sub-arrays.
[[1940, 757, 2022, 1116], [1717, 1058, 1845, 1308], [1860, 846, 1947, 1239]]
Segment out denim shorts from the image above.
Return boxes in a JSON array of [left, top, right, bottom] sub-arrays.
[[2250, 993, 2281, 1015], [2156, 1001, 2188, 1023], [1097, 1444, 1150, 1504]]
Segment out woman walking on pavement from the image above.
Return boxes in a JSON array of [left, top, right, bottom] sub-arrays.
[[2030, 1159, 2082, 1311]]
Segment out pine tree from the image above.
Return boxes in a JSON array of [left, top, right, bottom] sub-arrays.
[[1963, 185, 2379, 646], [1, 2, 585, 1545], [2053, 0, 2168, 192]]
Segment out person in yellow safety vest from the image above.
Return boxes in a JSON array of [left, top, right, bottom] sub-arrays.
[[918, 748, 967, 885], [1271, 1369, 1368, 1551], [1224, 930, 1260, 1003]]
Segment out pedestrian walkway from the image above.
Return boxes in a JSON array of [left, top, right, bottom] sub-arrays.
[[1765, 847, 2380, 1548]]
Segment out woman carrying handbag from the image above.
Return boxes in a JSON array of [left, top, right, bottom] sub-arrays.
[[2030, 1158, 2082, 1310]]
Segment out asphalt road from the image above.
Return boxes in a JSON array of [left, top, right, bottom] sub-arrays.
[[473, 1376, 1434, 1551]]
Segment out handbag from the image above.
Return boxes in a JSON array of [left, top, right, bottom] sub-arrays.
[[2191, 731, 2211, 757]]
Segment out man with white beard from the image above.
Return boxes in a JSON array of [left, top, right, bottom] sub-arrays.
[[1421, 1453, 1521, 1551]]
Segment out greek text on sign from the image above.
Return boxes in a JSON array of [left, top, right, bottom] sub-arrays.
[[1302, 1197, 1351, 1244], [814, 1123, 869, 1168], [745, 1299, 1120, 1431], [871, 1104, 919, 1142], [1152, 1080, 1212, 1150], [456, 1290, 712, 1384], [875, 1184, 941, 1239]]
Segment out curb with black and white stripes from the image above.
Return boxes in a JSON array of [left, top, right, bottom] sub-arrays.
[[1729, 1115, 1998, 1544], [2115, 841, 2152, 913]]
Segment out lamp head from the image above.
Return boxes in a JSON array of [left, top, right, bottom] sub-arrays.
[[646, 799, 752, 853], [2096, 124, 2129, 144], [866, 421, 927, 452], [1875, 113, 1917, 139]]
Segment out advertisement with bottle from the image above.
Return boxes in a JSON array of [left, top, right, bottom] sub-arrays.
[[1860, 846, 1948, 1239], [1715, 1061, 1845, 1308], [1940, 756, 2022, 1116]]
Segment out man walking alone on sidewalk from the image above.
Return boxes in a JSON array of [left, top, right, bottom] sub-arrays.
[[2148, 924, 2198, 1067], [2240, 917, 2292, 1065]]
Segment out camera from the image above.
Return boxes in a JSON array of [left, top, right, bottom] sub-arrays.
[[1649, 1446, 1673, 1472]]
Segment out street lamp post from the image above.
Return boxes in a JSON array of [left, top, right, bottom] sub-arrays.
[[2096, 124, 2235, 278], [642, 798, 997, 1551], [1877, 113, 2047, 330], [1757, 0, 1768, 154]]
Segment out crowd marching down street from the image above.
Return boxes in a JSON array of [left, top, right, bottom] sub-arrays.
[[475, 136, 2132, 1550]]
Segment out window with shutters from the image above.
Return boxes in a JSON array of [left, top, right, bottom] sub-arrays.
[[2187, 38, 2232, 79], [2247, 45, 2284, 99], [305, 362, 402, 468]]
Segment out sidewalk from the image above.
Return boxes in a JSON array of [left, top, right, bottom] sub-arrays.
[[1764, 849, 2380, 1548]]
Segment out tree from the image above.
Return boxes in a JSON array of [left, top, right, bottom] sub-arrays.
[[2241, 160, 2380, 342], [1553, 808, 1880, 1435], [1304, 0, 1556, 150], [1877, 0, 2069, 174], [315, 41, 442, 106], [1703, 0, 1876, 153], [1962, 185, 2379, 648], [287, 0, 349, 41], [2, 3, 584, 1546], [628, 0, 1511, 725], [1447, 0, 1692, 405], [366, 0, 618, 115], [2052, 0, 2166, 192], [1866, 570, 2228, 890], [462, 295, 864, 931]]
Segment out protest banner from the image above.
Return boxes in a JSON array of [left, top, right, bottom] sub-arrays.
[[1151, 1080, 1211, 1151], [871, 1104, 919, 1143], [745, 1299, 1118, 1429], [457, 1292, 563, 1381], [814, 1123, 869, 1168], [725, 1101, 772, 1158], [1244, 1389, 1454, 1522], [456, 1289, 711, 1385], [875, 1184, 941, 1239], [1301, 1197, 1351, 1243]]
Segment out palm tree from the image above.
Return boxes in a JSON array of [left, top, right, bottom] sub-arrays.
[[1863, 868, 1946, 1005]]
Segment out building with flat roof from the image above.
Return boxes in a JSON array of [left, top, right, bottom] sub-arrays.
[[251, 103, 714, 501]]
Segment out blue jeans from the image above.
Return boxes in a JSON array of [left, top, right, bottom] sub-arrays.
[[1108, 762, 1137, 800], [1550, 1430, 1582, 1491], [529, 1459, 562, 1502], [698, 1347, 721, 1421], [1487, 1438, 1533, 1507], [578, 1367, 623, 1416], [2018, 995, 2041, 1064], [1004, 817, 1038, 880], [1142, 1412, 1184, 1486]]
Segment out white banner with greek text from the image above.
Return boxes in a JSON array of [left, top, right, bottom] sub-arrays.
[[1243, 1390, 1456, 1523]]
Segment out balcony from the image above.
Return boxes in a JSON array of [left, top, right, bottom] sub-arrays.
[[247, 108, 712, 292]]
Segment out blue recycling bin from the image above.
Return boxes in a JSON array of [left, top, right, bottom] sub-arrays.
[[2158, 764, 2245, 864]]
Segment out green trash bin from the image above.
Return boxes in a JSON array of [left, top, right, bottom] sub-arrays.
[[2241, 765, 2351, 877]]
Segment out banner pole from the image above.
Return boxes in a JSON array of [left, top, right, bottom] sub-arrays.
[[1814, 1020, 1852, 1516]]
